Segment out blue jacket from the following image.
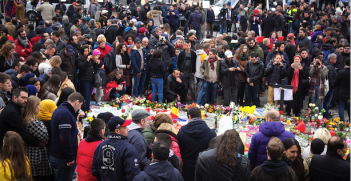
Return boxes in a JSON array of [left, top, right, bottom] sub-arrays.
[[161, 6, 168, 24], [178, 118, 216, 181], [132, 161, 183, 181], [206, 9, 215, 23], [311, 30, 323, 43], [126, 123, 150, 170], [188, 11, 203, 28], [248, 122, 294, 169], [131, 48, 149, 75], [92, 133, 141, 181], [43, 27, 54, 34], [166, 10, 179, 25], [264, 61, 286, 85], [49, 101, 79, 162]]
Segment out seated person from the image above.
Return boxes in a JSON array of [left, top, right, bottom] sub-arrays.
[[164, 68, 188, 104], [104, 69, 126, 101]]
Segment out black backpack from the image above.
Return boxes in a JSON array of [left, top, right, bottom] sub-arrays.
[[104, 50, 116, 72]]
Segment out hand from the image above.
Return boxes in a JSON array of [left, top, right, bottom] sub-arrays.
[[127, 65, 131, 68], [273, 62, 276, 65], [172, 12, 175, 15], [249, 82, 254, 86], [177, 95, 181, 101], [191, 73, 194, 75], [21, 49, 25, 52], [167, 13, 170, 16], [87, 56, 92, 61], [291, 63, 294, 68], [78, 111, 85, 117], [303, 20, 306, 23], [180, 72, 183, 75], [176, 77, 182, 83], [299, 65, 303, 70], [0, 108, 3, 114], [278, 63, 283, 67], [39, 141, 47, 147], [67, 160, 75, 167], [137, 72, 141, 78], [100, 65, 104, 69], [246, 78, 250, 83]]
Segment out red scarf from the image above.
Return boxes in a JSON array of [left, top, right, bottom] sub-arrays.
[[175, 44, 183, 49], [209, 57, 217, 70], [291, 69, 299, 93]]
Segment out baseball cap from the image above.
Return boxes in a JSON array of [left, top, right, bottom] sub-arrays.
[[108, 116, 132, 131], [66, 45, 74, 55], [131, 109, 151, 121], [134, 38, 141, 44], [139, 27, 147, 34], [102, 10, 108, 15], [227, 1, 231, 6], [287, 33, 295, 39], [72, 2, 77, 5], [225, 50, 233, 58]]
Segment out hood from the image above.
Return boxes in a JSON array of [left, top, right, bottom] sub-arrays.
[[196, 49, 207, 56], [150, 10, 162, 14], [218, 116, 233, 135], [147, 11, 153, 19], [322, 43, 335, 51], [144, 161, 175, 181], [259, 122, 286, 137], [4, 69, 17, 77], [261, 160, 288, 177], [63, 20, 70, 26], [52, 22, 61, 27], [128, 122, 142, 131], [150, 57, 163, 63], [181, 118, 210, 138], [125, 26, 133, 32]]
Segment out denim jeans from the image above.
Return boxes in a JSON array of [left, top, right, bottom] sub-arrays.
[[49, 156, 73, 181], [170, 24, 178, 35], [220, 21, 227, 34], [133, 70, 146, 97], [196, 79, 205, 105], [323, 89, 334, 117], [339, 99, 350, 121], [310, 85, 323, 111], [244, 83, 260, 106], [80, 81, 93, 110], [151, 77, 163, 103], [203, 81, 218, 105], [193, 27, 201, 40], [110, 86, 126, 98]]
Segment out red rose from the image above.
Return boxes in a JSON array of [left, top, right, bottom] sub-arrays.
[[121, 109, 125, 113], [327, 125, 330, 128], [279, 111, 284, 114]]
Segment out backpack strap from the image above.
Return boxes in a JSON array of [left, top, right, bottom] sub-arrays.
[[233, 153, 242, 181]]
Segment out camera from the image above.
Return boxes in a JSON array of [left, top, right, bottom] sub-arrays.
[[316, 62, 321, 66]]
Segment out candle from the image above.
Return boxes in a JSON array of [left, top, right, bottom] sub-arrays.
[[287, 120, 290, 126], [306, 108, 310, 117]]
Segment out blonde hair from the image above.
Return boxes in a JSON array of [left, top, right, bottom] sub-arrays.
[[97, 34, 107, 44], [57, 80, 76, 96], [157, 123, 176, 134], [263, 38, 270, 45], [21, 96, 41, 127], [49, 55, 62, 67], [314, 128, 331, 145]]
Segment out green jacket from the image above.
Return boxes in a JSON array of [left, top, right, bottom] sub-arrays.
[[247, 44, 264, 60], [142, 123, 156, 146], [200, 56, 222, 83]]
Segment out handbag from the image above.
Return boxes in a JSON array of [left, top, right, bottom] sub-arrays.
[[93, 72, 102, 88], [324, 76, 329, 96]]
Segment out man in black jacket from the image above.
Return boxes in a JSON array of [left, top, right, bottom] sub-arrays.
[[261, 12, 276, 38], [274, 10, 284, 37], [177, 41, 196, 103], [165, 68, 188, 104], [139, 3, 150, 22], [0, 87, 44, 149], [285, 33, 296, 65], [105, 19, 119, 45], [59, 45, 76, 85], [298, 28, 311, 50], [334, 58, 350, 122], [52, 31, 66, 54], [310, 136, 350, 181], [245, 53, 264, 107], [323, 53, 337, 118]]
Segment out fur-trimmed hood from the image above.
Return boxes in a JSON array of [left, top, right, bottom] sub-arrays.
[[150, 10, 162, 14]]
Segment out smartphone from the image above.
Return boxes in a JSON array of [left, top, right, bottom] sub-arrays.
[[293, 63, 300, 69]]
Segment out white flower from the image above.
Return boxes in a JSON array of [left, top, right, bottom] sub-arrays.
[[318, 115, 323, 119], [205, 104, 209, 108], [229, 102, 235, 109], [315, 114, 318, 117]]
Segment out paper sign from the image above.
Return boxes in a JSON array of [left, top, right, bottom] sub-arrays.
[[203, 1, 210, 9], [274, 88, 293, 101]]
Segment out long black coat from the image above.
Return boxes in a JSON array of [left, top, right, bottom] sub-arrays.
[[220, 58, 242, 88], [59, 49, 76, 84], [76, 56, 98, 82], [286, 64, 309, 109], [334, 67, 350, 100], [261, 16, 276, 38]]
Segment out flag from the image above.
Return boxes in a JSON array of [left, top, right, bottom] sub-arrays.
[[170, 107, 179, 119]]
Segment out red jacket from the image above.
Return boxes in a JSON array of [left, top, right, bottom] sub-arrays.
[[15, 39, 32, 61], [76, 139, 103, 181], [30, 35, 41, 45]]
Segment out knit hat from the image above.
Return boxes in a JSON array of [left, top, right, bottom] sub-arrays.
[[26, 85, 37, 97], [139, 27, 147, 34], [136, 21, 142, 27], [93, 49, 101, 56], [22, 73, 35, 85], [38, 99, 57, 121], [97, 112, 115, 124], [238, 37, 246, 45], [253, 9, 259, 15], [311, 138, 325, 155], [108, 116, 132, 131]]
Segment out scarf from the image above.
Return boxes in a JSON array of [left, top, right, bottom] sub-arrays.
[[309, 67, 325, 104], [125, 41, 134, 48], [175, 44, 183, 49], [18, 36, 29, 48], [125, 26, 133, 32], [209, 57, 217, 70], [241, 53, 248, 60], [38, 99, 57, 121], [291, 69, 299, 93]]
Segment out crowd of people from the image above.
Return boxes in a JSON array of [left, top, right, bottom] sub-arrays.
[[0, 0, 350, 180]]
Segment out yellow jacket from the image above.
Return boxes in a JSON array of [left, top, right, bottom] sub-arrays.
[[0, 158, 31, 180]]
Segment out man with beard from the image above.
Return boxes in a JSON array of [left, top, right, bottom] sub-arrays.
[[0, 87, 44, 149], [15, 29, 33, 61], [68, 36, 79, 55]]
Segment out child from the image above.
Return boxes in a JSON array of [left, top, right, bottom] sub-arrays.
[[154, 133, 182, 172], [265, 53, 286, 104], [92, 49, 106, 106], [76, 118, 105, 181]]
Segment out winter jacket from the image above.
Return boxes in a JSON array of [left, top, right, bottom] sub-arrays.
[[133, 161, 183, 181], [52, 21, 62, 31], [321, 43, 336, 56], [200, 56, 222, 83], [72, 13, 82, 24], [30, 35, 41, 45], [41, 86, 58, 101], [245, 58, 264, 85], [76, 56, 99, 82], [142, 123, 156, 146], [76, 132, 103, 181], [43, 26, 54, 34], [331, 22, 341, 31], [302, 16, 313, 28], [265, 61, 286, 85], [248, 121, 295, 169], [266, 49, 290, 66], [261, 16, 276, 38], [15, 39, 32, 61], [154, 129, 182, 163], [55, 39, 67, 54], [258, 43, 269, 62], [166, 10, 179, 25], [311, 30, 323, 43], [67, 6, 76, 23], [139, 6, 149, 22], [150, 10, 163, 27], [90, 3, 98, 19], [123, 27, 137, 39], [79, 23, 89, 35], [0, 55, 13, 73], [0, 100, 39, 149], [247, 44, 264, 60], [178, 117, 216, 181], [59, 49, 76, 84], [49, 101, 78, 162], [126, 123, 150, 170], [177, 49, 197, 74], [220, 58, 242, 88], [310, 152, 350, 181], [36, 2, 54, 23], [105, 24, 119, 45], [166, 74, 186, 96], [285, 41, 296, 65], [251, 160, 298, 181], [206, 9, 215, 23], [298, 36, 312, 50], [334, 66, 350, 100], [188, 11, 203, 28], [26, 30, 36, 41], [147, 57, 166, 78], [130, 48, 149, 75], [324, 60, 337, 89], [195, 149, 251, 181], [92, 133, 141, 181], [5, 23, 16, 38], [275, 15, 284, 32]]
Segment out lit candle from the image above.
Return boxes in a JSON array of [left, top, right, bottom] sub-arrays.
[[306, 108, 310, 117]]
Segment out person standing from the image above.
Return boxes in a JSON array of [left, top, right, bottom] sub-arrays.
[[188, 7, 203, 40], [261, 12, 276, 38], [36, 0, 54, 23], [265, 54, 286, 105], [206, 6, 215, 36], [167, 5, 179, 35], [200, 48, 221, 105], [234, 45, 249, 106], [244, 53, 264, 107], [59, 45, 76, 85], [195, 43, 210, 106], [177, 41, 197, 103], [92, 117, 141, 181], [49, 93, 84, 181], [178, 107, 216, 181], [131, 38, 149, 97], [0, 73, 11, 109], [15, 30, 33, 61], [147, 50, 166, 103], [323, 53, 337, 118], [309, 58, 328, 112], [14, 0, 25, 21], [221, 51, 241, 106], [334, 58, 350, 122]]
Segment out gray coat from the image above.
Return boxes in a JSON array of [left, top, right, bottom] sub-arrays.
[[221, 58, 242, 88]]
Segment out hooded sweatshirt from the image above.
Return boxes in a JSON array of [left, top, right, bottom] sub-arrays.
[[251, 159, 298, 181], [126, 123, 150, 170], [132, 161, 183, 181], [195, 49, 208, 79]]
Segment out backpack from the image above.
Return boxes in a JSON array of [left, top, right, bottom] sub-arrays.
[[89, 28, 97, 42], [322, 49, 331, 61], [104, 51, 116, 72], [311, 45, 321, 58]]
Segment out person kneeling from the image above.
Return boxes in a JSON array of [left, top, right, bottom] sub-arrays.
[[164, 68, 188, 104], [104, 69, 126, 101]]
